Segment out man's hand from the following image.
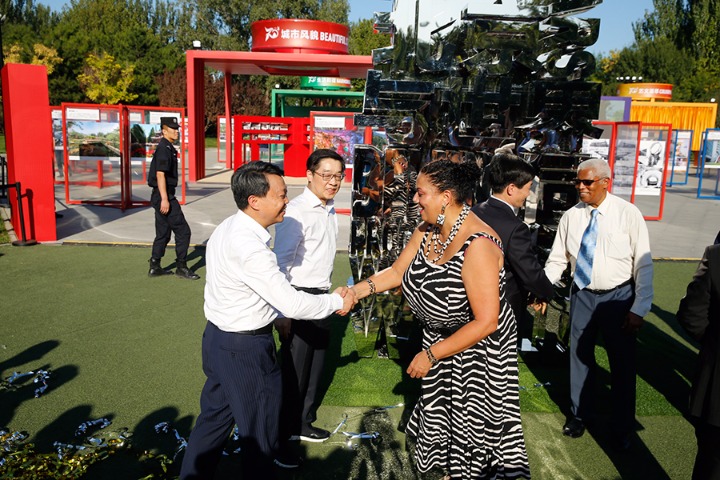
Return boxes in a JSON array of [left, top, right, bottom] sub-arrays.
[[530, 301, 547, 315], [160, 198, 170, 215], [274, 318, 291, 340], [622, 311, 644, 334], [334, 286, 357, 315]]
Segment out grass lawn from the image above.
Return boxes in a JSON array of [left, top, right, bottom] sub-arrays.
[[0, 244, 702, 479]]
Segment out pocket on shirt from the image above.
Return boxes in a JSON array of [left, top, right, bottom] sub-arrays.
[[606, 233, 632, 259]]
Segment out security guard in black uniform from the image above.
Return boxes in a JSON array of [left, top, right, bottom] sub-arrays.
[[147, 117, 199, 280]]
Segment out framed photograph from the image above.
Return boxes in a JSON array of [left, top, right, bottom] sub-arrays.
[[598, 96, 631, 122], [635, 123, 672, 220], [667, 129, 693, 186], [697, 128, 720, 199]]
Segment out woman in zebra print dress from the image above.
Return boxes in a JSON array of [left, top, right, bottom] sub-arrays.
[[351, 160, 530, 479]]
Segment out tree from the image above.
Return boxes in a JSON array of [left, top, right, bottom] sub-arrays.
[[3, 42, 62, 74], [77, 52, 138, 104], [48, 0, 185, 104], [632, 0, 687, 48], [592, 38, 694, 98], [629, 0, 720, 105], [156, 66, 270, 133], [195, 0, 350, 51], [348, 18, 391, 91]]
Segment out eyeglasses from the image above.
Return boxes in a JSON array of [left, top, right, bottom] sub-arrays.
[[312, 171, 345, 182], [573, 177, 607, 186]]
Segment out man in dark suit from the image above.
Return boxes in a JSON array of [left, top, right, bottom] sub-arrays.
[[677, 243, 720, 480], [472, 153, 555, 344]]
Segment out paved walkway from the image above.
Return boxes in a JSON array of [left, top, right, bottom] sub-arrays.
[[2, 165, 720, 259]]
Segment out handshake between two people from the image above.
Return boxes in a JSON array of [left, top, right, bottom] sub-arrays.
[[334, 286, 358, 316], [274, 287, 360, 341]]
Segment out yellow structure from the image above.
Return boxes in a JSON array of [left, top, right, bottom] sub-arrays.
[[631, 101, 717, 151]]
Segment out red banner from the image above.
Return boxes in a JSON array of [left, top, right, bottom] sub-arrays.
[[251, 19, 350, 55]]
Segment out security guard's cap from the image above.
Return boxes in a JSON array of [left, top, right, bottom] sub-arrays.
[[160, 117, 180, 130]]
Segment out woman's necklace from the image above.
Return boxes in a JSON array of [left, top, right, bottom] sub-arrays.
[[428, 204, 470, 264]]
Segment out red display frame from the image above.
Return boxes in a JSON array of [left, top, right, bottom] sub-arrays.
[[637, 123, 672, 221], [59, 103, 186, 210], [233, 115, 310, 176], [592, 120, 670, 221]]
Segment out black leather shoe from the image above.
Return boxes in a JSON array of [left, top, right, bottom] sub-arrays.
[[563, 417, 585, 438], [148, 258, 173, 277], [299, 425, 330, 442], [175, 262, 200, 280], [274, 453, 303, 469]]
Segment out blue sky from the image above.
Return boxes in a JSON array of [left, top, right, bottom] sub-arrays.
[[37, 0, 654, 55]]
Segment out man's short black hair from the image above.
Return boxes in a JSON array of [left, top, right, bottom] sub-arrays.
[[231, 161, 284, 210], [306, 149, 344, 172], [485, 153, 535, 194]]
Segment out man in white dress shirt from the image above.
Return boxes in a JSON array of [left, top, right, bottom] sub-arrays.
[[179, 161, 355, 479], [544, 158, 653, 451], [274, 149, 345, 445]]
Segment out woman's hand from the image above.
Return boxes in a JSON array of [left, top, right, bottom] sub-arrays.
[[406, 350, 433, 378]]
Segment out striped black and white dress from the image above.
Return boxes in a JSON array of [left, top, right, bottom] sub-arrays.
[[402, 231, 530, 479]]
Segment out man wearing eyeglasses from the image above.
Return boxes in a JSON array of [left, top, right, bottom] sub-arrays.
[[273, 149, 346, 462], [544, 158, 653, 452]]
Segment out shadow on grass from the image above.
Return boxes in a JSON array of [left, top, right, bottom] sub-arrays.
[[288, 408, 421, 480], [521, 298, 697, 479], [0, 340, 80, 428], [636, 308, 696, 415], [163, 245, 206, 273]]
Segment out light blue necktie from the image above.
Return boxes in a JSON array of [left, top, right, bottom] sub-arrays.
[[574, 209, 599, 290]]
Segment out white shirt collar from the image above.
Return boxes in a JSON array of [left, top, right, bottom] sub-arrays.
[[236, 208, 272, 245], [301, 186, 335, 211]]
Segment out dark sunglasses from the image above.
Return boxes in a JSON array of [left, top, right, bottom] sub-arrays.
[[573, 177, 606, 186]]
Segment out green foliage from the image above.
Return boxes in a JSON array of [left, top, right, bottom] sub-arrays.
[[3, 43, 63, 75], [155, 67, 270, 132], [349, 18, 392, 56], [591, 38, 695, 97], [196, 0, 349, 52], [47, 0, 185, 105], [348, 19, 392, 91], [604, 0, 720, 113], [77, 52, 139, 104]]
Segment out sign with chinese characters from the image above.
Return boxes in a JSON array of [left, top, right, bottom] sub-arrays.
[[617, 83, 673, 101], [251, 19, 349, 55], [300, 76, 352, 90]]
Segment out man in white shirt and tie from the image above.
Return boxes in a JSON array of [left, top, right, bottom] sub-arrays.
[[179, 161, 355, 479], [274, 149, 345, 447], [544, 158, 653, 451]]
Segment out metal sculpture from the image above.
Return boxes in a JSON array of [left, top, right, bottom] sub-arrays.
[[349, 0, 604, 358]]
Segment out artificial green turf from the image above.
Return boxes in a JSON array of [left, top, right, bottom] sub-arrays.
[[0, 245, 701, 478]]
